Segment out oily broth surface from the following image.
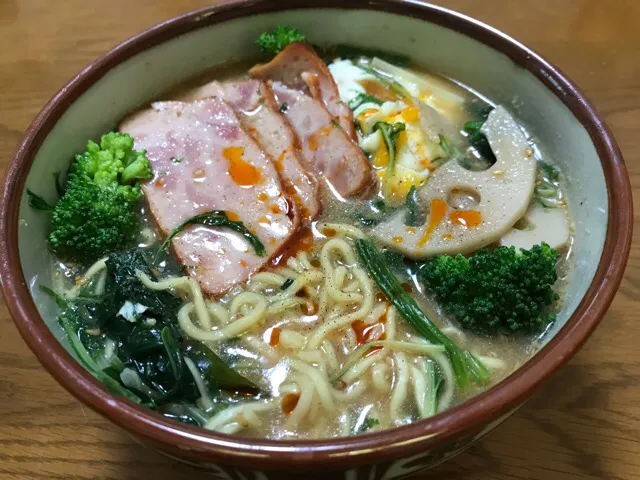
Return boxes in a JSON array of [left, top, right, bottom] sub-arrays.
[[43, 57, 574, 441], [207, 179, 571, 440], [148, 60, 573, 439]]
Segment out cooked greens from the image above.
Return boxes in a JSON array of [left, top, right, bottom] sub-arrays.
[[463, 106, 496, 165], [348, 93, 384, 111], [535, 161, 563, 208], [419, 244, 560, 334], [404, 186, 425, 227], [41, 249, 262, 424], [29, 133, 153, 259], [373, 121, 406, 180], [356, 416, 380, 434], [158, 211, 266, 260], [256, 25, 306, 56], [27, 190, 55, 211], [355, 199, 394, 227], [355, 238, 491, 389]]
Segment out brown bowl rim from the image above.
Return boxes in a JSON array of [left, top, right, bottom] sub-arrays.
[[0, 0, 633, 471]]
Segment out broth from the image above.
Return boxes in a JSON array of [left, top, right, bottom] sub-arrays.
[[37, 45, 574, 440]]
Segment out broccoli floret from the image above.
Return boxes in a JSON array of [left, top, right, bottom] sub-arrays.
[[49, 132, 152, 257], [419, 244, 560, 335], [256, 25, 306, 56]]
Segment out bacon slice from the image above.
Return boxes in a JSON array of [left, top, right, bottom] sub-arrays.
[[268, 82, 372, 197], [171, 79, 321, 222], [120, 98, 299, 296], [216, 80, 321, 222], [250, 42, 357, 140]]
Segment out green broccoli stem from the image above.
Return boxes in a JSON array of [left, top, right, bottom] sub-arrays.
[[355, 238, 490, 389]]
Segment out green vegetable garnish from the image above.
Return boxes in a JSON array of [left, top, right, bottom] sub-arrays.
[[373, 121, 406, 181], [348, 93, 384, 111], [355, 199, 394, 227], [158, 210, 265, 261], [355, 239, 490, 389], [39, 285, 144, 404], [419, 243, 560, 335], [31, 132, 153, 258], [404, 185, 425, 227], [39, 246, 263, 419], [27, 189, 55, 211], [184, 340, 262, 396], [538, 160, 560, 181], [256, 25, 306, 56], [422, 360, 442, 418], [281, 278, 295, 290], [438, 134, 452, 157], [535, 161, 562, 208], [356, 416, 380, 434], [463, 115, 496, 165]]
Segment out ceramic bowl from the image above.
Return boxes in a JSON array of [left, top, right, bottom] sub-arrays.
[[0, 0, 632, 478]]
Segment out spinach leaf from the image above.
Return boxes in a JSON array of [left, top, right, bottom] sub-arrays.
[[467, 102, 493, 121], [27, 189, 55, 211], [405, 186, 425, 227], [356, 416, 380, 434], [373, 122, 406, 180], [538, 160, 560, 182], [158, 211, 265, 261], [281, 278, 295, 290], [463, 113, 497, 165], [39, 285, 143, 404], [438, 134, 452, 157], [161, 327, 183, 385], [535, 161, 562, 208], [105, 250, 183, 320], [41, 247, 264, 420], [125, 325, 164, 357], [184, 340, 263, 396], [128, 326, 197, 404], [356, 199, 394, 227], [348, 93, 384, 111]]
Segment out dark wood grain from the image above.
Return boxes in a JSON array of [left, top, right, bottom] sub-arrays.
[[1, 1, 639, 479]]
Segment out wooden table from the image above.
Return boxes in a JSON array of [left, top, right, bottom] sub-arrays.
[[1, 1, 638, 478]]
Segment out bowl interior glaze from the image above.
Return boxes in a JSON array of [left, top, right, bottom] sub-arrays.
[[1, 0, 629, 472]]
